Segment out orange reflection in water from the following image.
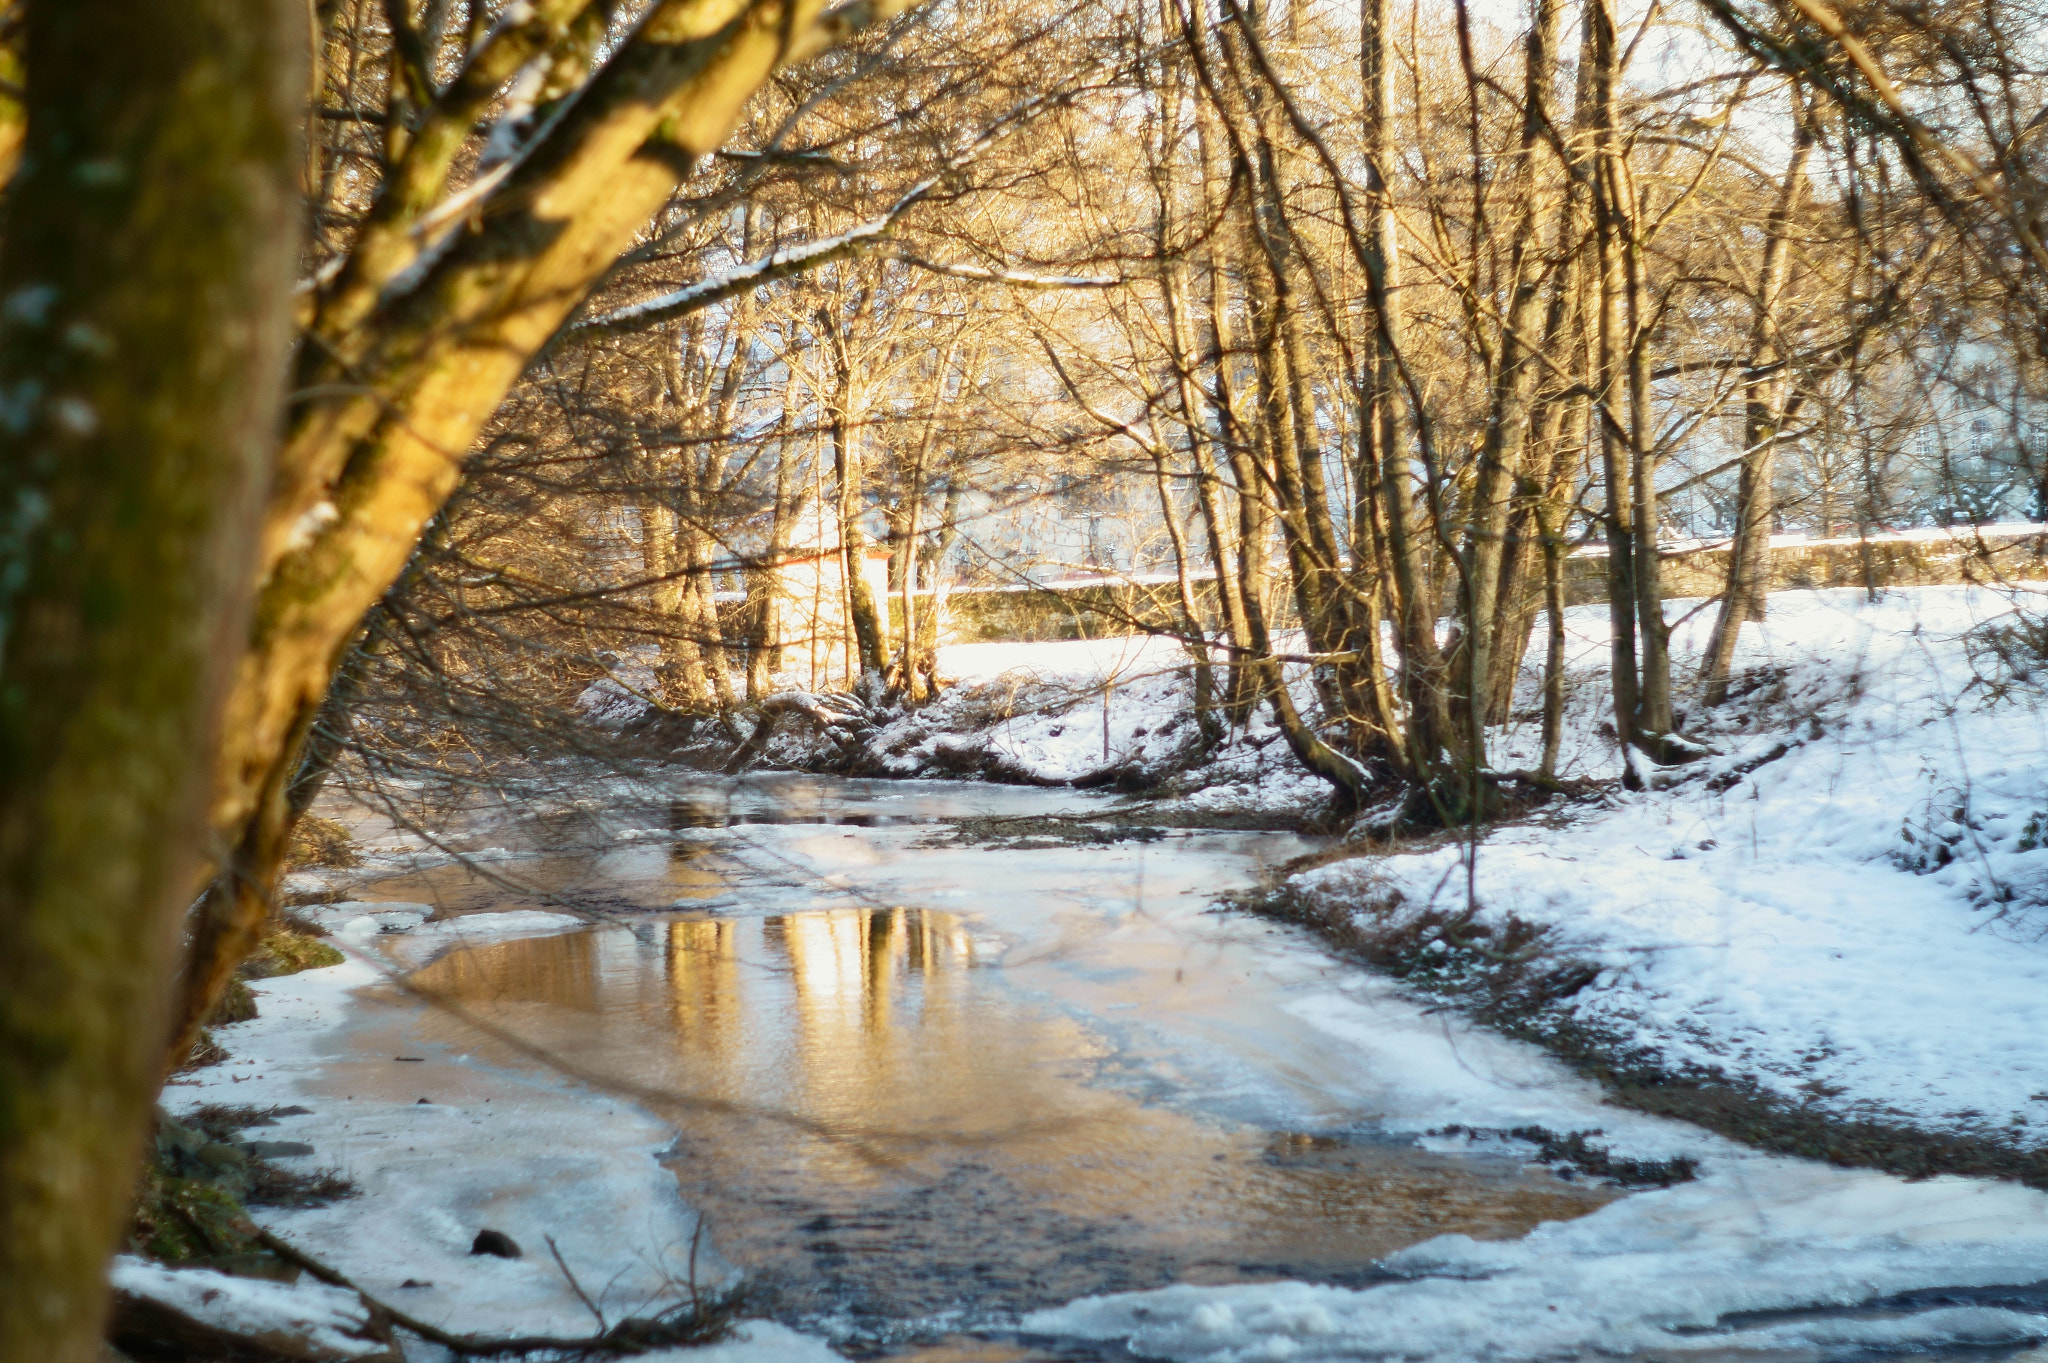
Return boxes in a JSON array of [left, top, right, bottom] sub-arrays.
[[408, 929, 601, 1012], [773, 908, 974, 1127], [401, 908, 1616, 1321]]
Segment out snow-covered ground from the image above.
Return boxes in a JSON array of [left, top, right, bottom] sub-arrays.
[[1291, 586, 2048, 1140], [872, 585, 2048, 1143], [171, 779, 2048, 1363], [1032, 1167, 2048, 1362], [839, 633, 1335, 813]]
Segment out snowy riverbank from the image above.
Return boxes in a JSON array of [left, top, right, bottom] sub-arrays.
[[130, 727, 2048, 1362], [131, 591, 2048, 1361], [1286, 586, 2048, 1153], [152, 908, 835, 1363]]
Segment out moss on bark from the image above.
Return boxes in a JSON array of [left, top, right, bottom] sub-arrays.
[[0, 1, 303, 1358]]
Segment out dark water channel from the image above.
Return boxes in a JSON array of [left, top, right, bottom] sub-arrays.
[[364, 778, 1619, 1340]]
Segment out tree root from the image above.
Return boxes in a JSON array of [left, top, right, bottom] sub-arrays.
[[723, 690, 870, 774], [1479, 767, 1597, 797]]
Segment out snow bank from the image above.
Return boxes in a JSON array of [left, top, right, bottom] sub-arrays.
[[843, 632, 1330, 811], [1297, 586, 2048, 1138], [1029, 1161, 2048, 1361], [156, 913, 824, 1356], [291, 905, 587, 955], [113, 1256, 391, 1358]]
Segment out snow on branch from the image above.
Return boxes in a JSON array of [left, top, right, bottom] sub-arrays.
[[570, 219, 899, 338], [896, 256, 1119, 289]]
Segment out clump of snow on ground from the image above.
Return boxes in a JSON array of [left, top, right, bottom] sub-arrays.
[[574, 629, 1337, 814], [577, 652, 663, 730], [292, 902, 587, 949], [113, 1256, 392, 1358], [1297, 586, 2048, 1138], [1028, 1159, 2048, 1361]]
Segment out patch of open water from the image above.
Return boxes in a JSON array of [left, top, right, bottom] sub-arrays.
[[398, 908, 1613, 1332]]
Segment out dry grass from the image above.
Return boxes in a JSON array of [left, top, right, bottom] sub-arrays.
[[286, 813, 361, 868], [240, 926, 344, 978]]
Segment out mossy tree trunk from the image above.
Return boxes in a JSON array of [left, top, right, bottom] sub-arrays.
[[0, 1, 304, 1358]]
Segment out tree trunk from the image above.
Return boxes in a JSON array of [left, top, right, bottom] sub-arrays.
[[1475, 0, 1567, 727], [643, 495, 712, 713], [1625, 210, 1674, 739], [747, 439, 798, 700], [680, 519, 738, 714], [1363, 0, 1452, 782], [0, 2, 302, 1358], [920, 477, 964, 697], [1587, 0, 1642, 765], [1702, 87, 1814, 705], [1150, 440, 1221, 748], [1460, 0, 1560, 754], [825, 321, 887, 685], [1538, 495, 1569, 780], [1184, 98, 1257, 724]]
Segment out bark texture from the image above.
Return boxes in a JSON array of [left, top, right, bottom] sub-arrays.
[[0, 0, 303, 1357]]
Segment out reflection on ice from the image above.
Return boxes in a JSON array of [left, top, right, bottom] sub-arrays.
[[401, 907, 1615, 1328]]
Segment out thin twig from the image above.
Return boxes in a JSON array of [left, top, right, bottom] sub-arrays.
[[546, 1234, 607, 1332]]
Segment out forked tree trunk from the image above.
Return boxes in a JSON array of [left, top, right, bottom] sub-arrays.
[[0, 2, 303, 1358], [170, 0, 921, 1065]]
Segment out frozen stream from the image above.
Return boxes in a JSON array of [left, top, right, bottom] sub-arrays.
[[267, 773, 2048, 1362]]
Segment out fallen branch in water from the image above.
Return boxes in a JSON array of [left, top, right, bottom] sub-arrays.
[[723, 689, 869, 774]]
